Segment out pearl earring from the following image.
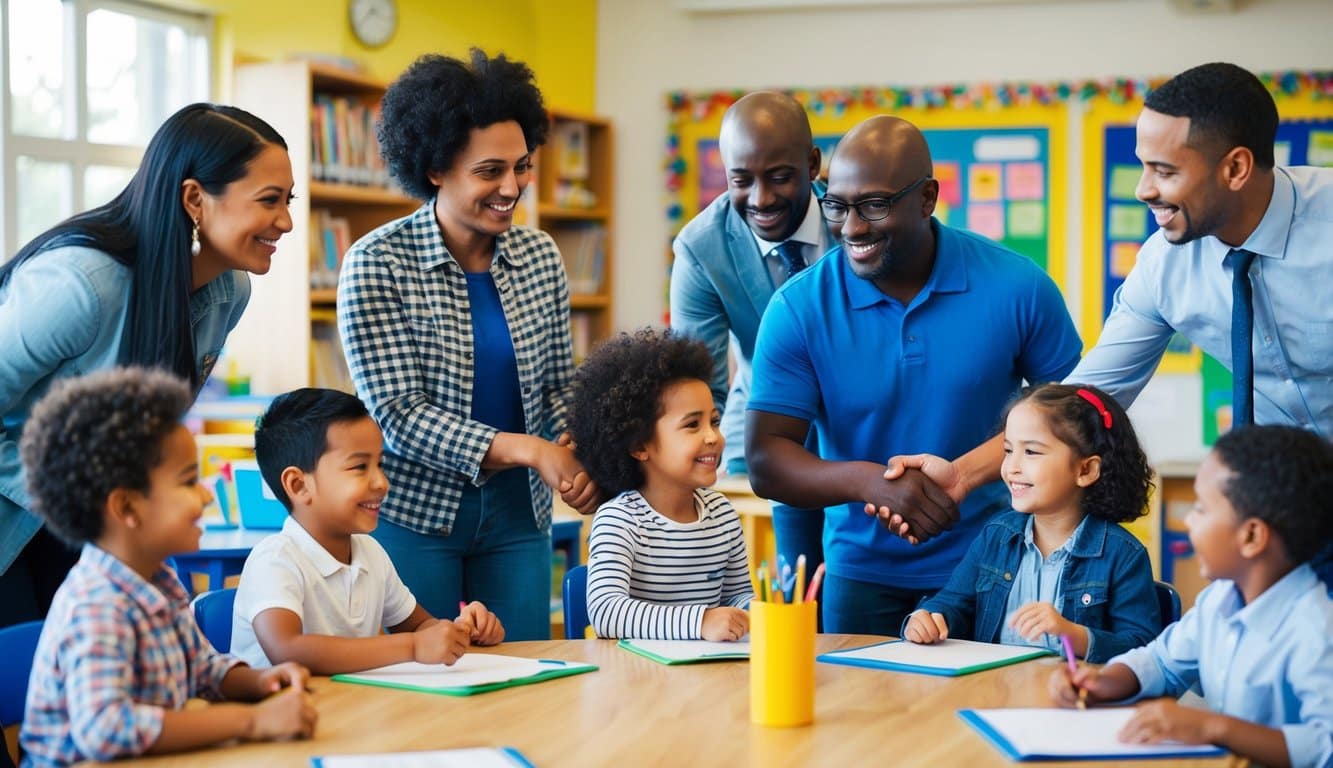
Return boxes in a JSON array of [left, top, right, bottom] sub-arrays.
[[190, 220, 201, 257]]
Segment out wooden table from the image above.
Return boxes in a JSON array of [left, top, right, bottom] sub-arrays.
[[103, 636, 1239, 767]]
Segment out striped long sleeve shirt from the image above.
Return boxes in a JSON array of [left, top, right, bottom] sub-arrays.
[[587, 488, 753, 639]]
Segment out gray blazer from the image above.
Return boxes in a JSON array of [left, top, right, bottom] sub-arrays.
[[669, 189, 830, 466]]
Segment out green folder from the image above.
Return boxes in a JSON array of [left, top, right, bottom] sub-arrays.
[[617, 638, 750, 665], [331, 655, 597, 696]]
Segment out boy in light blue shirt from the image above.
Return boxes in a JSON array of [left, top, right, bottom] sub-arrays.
[[1051, 425, 1333, 768]]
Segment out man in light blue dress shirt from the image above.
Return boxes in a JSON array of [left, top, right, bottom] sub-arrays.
[[876, 62, 1333, 587]]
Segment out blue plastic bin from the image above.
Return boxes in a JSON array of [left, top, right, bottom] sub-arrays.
[[231, 461, 287, 529]]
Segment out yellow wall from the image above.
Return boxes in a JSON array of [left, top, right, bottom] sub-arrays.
[[192, 0, 596, 111]]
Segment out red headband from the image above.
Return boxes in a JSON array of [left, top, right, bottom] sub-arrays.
[[1076, 388, 1113, 429]]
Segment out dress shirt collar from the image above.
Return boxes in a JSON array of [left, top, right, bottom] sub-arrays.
[[752, 194, 828, 257], [1019, 513, 1088, 560], [280, 515, 365, 579], [1221, 562, 1319, 642], [1207, 168, 1295, 262], [411, 201, 531, 272], [81, 542, 187, 617]]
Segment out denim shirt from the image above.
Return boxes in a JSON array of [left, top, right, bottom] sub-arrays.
[[0, 245, 249, 574], [914, 511, 1160, 663]]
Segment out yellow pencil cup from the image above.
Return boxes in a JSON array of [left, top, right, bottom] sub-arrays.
[[749, 599, 816, 727]]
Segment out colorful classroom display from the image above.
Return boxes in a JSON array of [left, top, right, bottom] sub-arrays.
[[666, 70, 1333, 446]]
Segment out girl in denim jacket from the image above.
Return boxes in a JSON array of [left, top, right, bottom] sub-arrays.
[[904, 383, 1159, 662]]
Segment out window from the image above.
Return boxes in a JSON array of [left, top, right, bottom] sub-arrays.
[[1, 0, 211, 258]]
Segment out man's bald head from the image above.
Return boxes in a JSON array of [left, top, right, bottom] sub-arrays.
[[720, 91, 814, 151], [718, 91, 821, 242], [832, 116, 933, 183]]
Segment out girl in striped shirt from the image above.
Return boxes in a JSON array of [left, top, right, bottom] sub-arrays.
[[571, 328, 753, 641]]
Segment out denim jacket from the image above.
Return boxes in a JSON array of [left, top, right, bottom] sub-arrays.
[[913, 510, 1160, 663], [0, 245, 249, 574]]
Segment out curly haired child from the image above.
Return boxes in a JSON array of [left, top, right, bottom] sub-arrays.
[[571, 328, 753, 641], [904, 383, 1160, 662], [18, 368, 314, 767]]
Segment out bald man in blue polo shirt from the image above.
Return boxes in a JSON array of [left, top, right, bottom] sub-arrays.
[[746, 116, 1082, 635]]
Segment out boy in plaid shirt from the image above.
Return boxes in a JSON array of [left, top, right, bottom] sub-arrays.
[[17, 368, 316, 767]]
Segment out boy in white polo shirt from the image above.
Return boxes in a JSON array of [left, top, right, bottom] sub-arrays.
[[230, 389, 504, 673]]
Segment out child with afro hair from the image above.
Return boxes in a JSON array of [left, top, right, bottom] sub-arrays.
[[571, 328, 753, 641]]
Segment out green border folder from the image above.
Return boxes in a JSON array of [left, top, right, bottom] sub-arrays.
[[331, 655, 597, 696], [617, 638, 750, 665]]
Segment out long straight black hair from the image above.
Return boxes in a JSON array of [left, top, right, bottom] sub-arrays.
[[0, 103, 287, 388]]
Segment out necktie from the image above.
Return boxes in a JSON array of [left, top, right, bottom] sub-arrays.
[[1229, 248, 1257, 428], [775, 240, 807, 280]]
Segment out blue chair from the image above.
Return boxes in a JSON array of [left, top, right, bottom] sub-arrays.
[[562, 565, 589, 640], [1154, 580, 1182, 628], [1, 620, 43, 768], [192, 588, 238, 653]]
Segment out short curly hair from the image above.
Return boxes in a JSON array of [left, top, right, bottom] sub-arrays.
[[1211, 425, 1333, 564], [570, 328, 714, 498], [378, 49, 549, 201], [1003, 383, 1154, 524], [19, 367, 193, 545]]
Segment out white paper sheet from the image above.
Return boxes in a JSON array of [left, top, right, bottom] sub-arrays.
[[622, 638, 750, 661], [336, 653, 580, 689], [825, 638, 1047, 672], [314, 747, 527, 768], [963, 707, 1225, 759]]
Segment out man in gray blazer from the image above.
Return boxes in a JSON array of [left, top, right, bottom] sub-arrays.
[[670, 91, 831, 581]]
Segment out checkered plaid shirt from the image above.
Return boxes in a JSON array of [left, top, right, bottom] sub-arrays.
[[337, 203, 574, 536], [20, 544, 242, 766]]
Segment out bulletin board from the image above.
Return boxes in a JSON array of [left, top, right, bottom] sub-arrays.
[[667, 89, 1070, 289]]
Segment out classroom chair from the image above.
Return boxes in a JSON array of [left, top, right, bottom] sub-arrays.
[[0, 620, 43, 768], [192, 587, 238, 653], [1154, 580, 1182, 628], [562, 565, 589, 640]]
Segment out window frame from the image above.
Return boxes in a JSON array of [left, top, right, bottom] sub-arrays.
[[1, 0, 212, 258]]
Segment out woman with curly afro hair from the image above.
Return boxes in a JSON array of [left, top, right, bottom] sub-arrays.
[[570, 328, 753, 642], [904, 383, 1161, 663], [336, 49, 596, 641]]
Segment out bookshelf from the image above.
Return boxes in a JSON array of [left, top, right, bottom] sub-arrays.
[[535, 110, 615, 362], [229, 60, 418, 395], [229, 63, 614, 392]]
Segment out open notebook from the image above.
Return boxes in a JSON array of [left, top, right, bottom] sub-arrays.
[[959, 708, 1227, 761], [816, 638, 1050, 676], [312, 747, 534, 767], [618, 638, 750, 665], [331, 653, 596, 696]]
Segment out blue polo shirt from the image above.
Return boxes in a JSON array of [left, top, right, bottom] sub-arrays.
[[748, 219, 1081, 589]]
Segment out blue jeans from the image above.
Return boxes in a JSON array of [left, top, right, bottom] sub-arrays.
[[771, 502, 825, 630], [373, 469, 552, 641], [822, 572, 932, 636]]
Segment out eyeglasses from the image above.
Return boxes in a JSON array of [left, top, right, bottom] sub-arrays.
[[820, 177, 930, 223]]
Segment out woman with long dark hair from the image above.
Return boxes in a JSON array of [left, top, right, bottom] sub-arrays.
[[0, 103, 294, 627]]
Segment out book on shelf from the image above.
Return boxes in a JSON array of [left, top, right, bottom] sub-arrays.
[[309, 95, 388, 187], [309, 209, 350, 290], [570, 312, 593, 363], [310, 321, 354, 393], [549, 222, 605, 295]]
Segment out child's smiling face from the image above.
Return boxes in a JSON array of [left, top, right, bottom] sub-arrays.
[[131, 424, 211, 560], [634, 378, 724, 496]]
